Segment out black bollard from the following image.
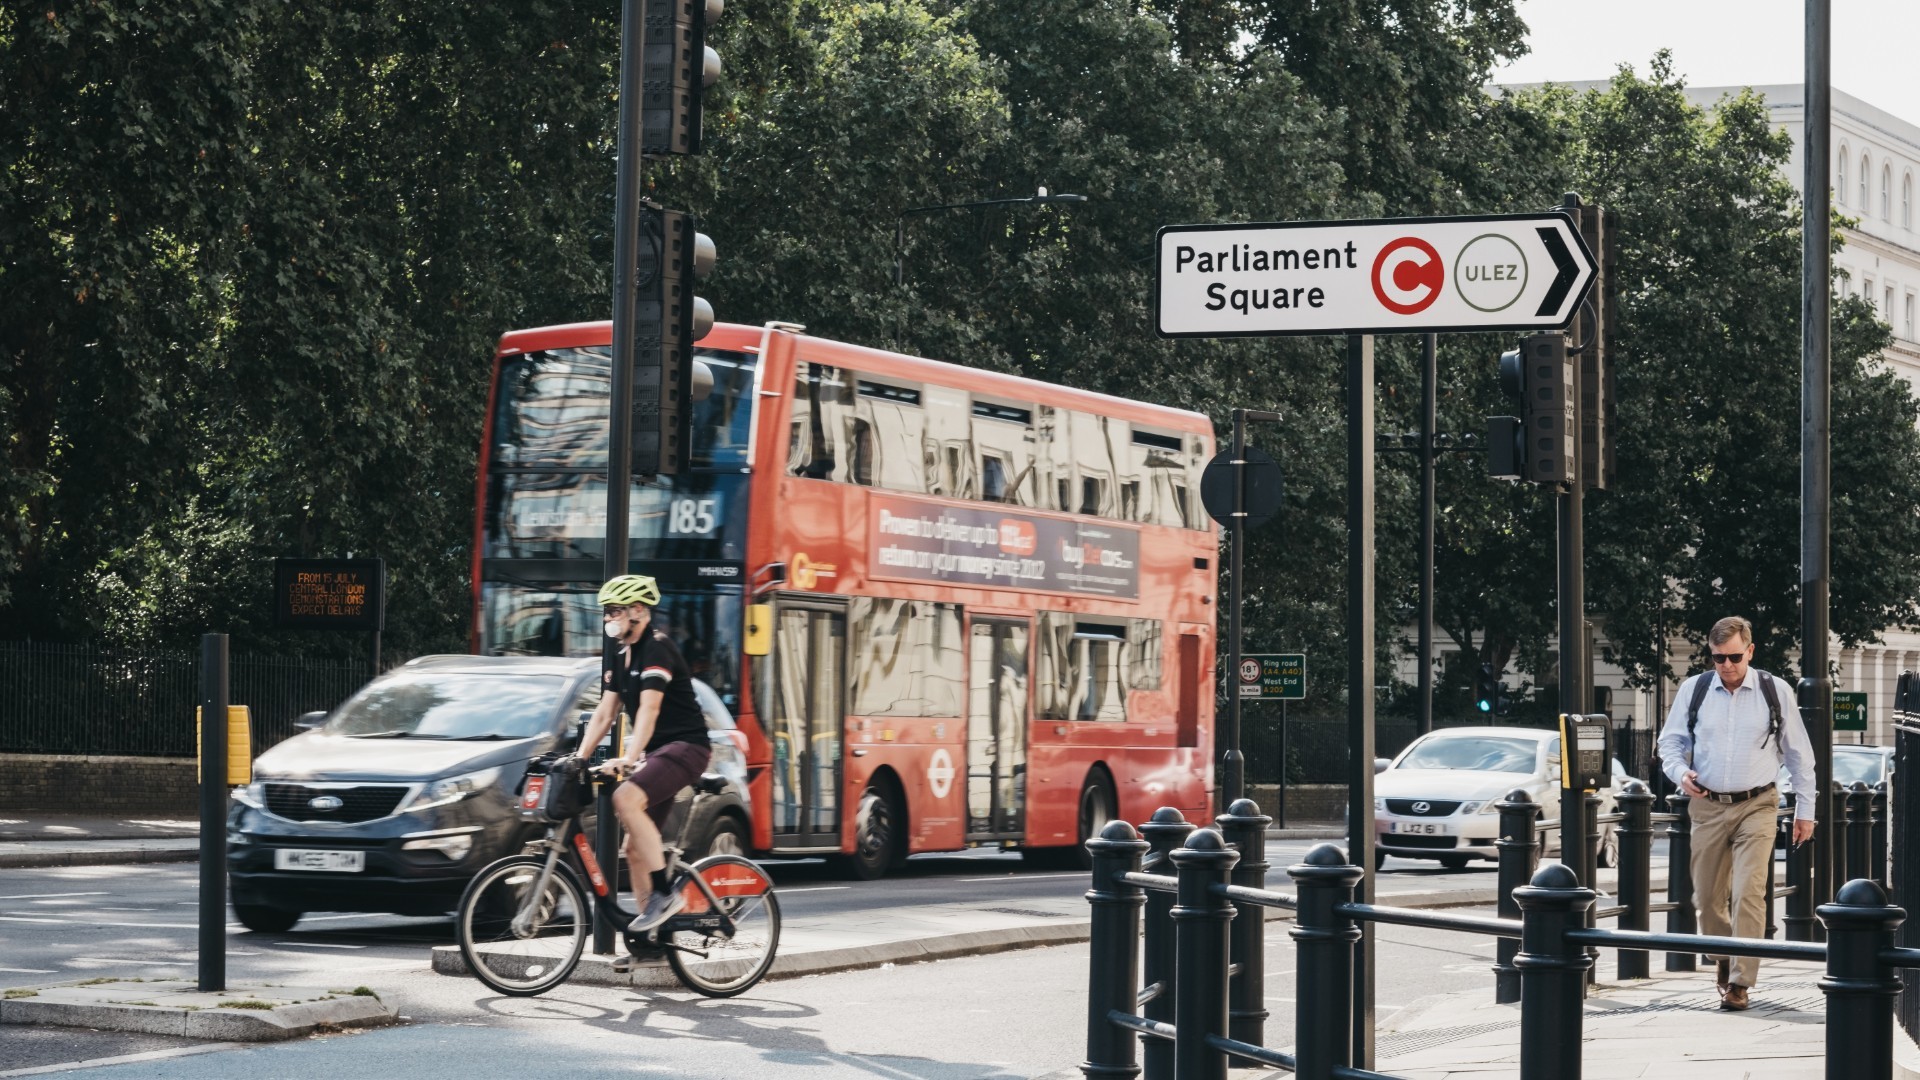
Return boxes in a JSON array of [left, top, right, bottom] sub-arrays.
[[1494, 789, 1537, 1003], [1664, 792, 1696, 971], [1786, 791, 1818, 941], [1217, 798, 1272, 1049], [1817, 878, 1905, 1080], [197, 633, 229, 993], [1083, 820, 1149, 1080], [1873, 783, 1889, 888], [1290, 843, 1363, 1080], [1514, 863, 1595, 1080], [1171, 829, 1238, 1080], [1847, 783, 1873, 887], [1139, 808, 1193, 1080], [1615, 780, 1654, 979]]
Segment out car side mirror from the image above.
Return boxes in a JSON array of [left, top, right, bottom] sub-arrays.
[[1374, 757, 1391, 775], [294, 711, 328, 731]]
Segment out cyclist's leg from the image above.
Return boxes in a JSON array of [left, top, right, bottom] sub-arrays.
[[620, 740, 711, 927], [610, 781, 665, 884]]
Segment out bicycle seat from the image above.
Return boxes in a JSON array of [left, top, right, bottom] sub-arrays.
[[691, 773, 728, 796]]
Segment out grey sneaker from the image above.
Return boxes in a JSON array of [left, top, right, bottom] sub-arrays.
[[628, 889, 685, 933]]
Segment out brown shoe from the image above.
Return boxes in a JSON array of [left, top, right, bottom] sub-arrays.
[[1720, 984, 1750, 1011]]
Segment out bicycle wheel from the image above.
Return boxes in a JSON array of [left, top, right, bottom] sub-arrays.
[[664, 854, 781, 997], [457, 854, 589, 997]]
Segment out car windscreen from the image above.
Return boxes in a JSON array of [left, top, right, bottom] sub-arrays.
[[323, 672, 566, 739], [1834, 750, 1886, 786], [1398, 736, 1539, 773]]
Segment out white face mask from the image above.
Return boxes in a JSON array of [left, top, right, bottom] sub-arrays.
[[604, 619, 626, 640]]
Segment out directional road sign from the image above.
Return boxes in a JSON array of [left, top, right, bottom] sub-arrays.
[[1238, 653, 1305, 700], [1834, 691, 1868, 732], [1156, 213, 1598, 338]]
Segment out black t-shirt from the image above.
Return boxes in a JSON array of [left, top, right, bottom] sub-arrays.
[[604, 627, 708, 752]]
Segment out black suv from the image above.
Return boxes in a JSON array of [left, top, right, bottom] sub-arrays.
[[227, 654, 750, 932]]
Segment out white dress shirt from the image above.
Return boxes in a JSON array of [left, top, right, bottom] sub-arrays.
[[1656, 667, 1817, 821]]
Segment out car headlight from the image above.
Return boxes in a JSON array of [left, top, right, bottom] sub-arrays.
[[407, 767, 502, 812], [232, 783, 265, 809], [402, 826, 483, 860], [1373, 797, 1385, 814]]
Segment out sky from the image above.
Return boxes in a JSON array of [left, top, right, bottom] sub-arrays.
[[1495, 0, 1919, 123]]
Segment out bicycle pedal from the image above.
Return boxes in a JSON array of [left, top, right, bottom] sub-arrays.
[[611, 955, 635, 974]]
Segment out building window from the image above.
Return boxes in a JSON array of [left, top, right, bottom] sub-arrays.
[[1884, 164, 1894, 220], [1861, 155, 1870, 209], [1864, 278, 1875, 310], [1907, 293, 1915, 340], [1839, 148, 1849, 205], [1888, 286, 1896, 319], [1905, 173, 1914, 230]]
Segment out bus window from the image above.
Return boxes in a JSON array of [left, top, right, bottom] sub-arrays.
[[1126, 619, 1163, 690], [849, 599, 964, 717], [972, 397, 1037, 506], [857, 381, 925, 493], [1071, 623, 1127, 722]]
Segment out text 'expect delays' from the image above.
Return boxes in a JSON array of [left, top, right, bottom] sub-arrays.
[[1154, 214, 1596, 338]]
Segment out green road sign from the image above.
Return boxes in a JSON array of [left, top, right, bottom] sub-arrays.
[[1237, 653, 1305, 700], [1834, 691, 1868, 732]]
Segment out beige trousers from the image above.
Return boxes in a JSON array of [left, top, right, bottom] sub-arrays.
[[1689, 793, 1778, 987]]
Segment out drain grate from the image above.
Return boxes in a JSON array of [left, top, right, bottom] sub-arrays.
[[983, 906, 1074, 919], [1377, 1020, 1518, 1058]]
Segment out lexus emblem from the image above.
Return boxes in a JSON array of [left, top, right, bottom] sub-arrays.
[[309, 795, 344, 811], [1410, 801, 1431, 815]]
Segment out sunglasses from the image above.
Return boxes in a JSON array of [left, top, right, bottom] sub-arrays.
[[1710, 651, 1748, 665], [602, 606, 632, 618]]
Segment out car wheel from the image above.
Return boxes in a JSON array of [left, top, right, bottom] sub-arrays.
[[233, 902, 302, 933], [1440, 854, 1470, 871], [1597, 825, 1620, 868], [698, 814, 749, 860]]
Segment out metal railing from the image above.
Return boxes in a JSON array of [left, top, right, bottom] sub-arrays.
[[0, 641, 371, 757], [1083, 796, 1916, 1080]]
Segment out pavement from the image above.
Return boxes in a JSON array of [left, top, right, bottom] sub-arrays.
[[0, 814, 200, 869]]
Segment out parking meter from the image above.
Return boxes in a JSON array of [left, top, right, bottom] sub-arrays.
[[1559, 713, 1612, 792]]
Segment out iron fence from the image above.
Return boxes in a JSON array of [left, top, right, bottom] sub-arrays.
[[0, 641, 371, 758], [1084, 795, 1915, 1080]]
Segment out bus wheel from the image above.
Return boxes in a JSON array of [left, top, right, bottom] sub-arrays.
[[836, 783, 901, 881]]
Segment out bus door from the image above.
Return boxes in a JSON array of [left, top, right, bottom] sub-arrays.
[[768, 598, 846, 850], [967, 617, 1029, 840]]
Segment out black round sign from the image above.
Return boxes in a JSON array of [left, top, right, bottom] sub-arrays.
[[1200, 447, 1284, 529]]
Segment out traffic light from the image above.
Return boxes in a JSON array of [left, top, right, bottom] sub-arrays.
[[1574, 204, 1617, 490], [1486, 333, 1576, 487], [632, 206, 716, 477], [643, 0, 724, 156], [1475, 663, 1501, 715]]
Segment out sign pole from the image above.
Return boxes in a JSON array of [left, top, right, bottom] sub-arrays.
[[1346, 333, 1376, 1068], [1418, 332, 1437, 736], [1802, 0, 1836, 927], [1277, 699, 1288, 828], [1222, 408, 1247, 810], [198, 633, 229, 993]]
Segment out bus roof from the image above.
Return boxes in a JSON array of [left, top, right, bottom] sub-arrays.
[[494, 321, 1214, 436]]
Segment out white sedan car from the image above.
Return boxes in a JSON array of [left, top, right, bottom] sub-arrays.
[[1373, 726, 1631, 871]]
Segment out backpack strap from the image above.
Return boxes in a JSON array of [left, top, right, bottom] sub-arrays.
[[1685, 671, 1714, 743], [1756, 670, 1783, 750]]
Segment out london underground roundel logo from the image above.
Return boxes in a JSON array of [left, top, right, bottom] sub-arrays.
[[1371, 237, 1444, 315]]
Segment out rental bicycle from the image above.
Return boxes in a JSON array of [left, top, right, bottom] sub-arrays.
[[455, 753, 780, 998]]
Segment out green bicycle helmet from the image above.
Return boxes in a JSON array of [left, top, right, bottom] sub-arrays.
[[597, 574, 661, 608]]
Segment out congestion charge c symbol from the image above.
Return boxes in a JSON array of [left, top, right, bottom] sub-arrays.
[[1371, 237, 1444, 315]]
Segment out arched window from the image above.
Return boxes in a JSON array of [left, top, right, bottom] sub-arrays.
[[1861, 155, 1870, 209], [1884, 164, 1893, 220], [1905, 173, 1914, 230], [1839, 148, 1849, 204]]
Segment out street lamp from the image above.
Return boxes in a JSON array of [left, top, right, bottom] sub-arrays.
[[893, 187, 1090, 287]]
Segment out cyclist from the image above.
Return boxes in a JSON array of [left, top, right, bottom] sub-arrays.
[[574, 574, 713, 932]]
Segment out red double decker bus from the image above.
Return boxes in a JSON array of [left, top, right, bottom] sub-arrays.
[[474, 321, 1218, 876]]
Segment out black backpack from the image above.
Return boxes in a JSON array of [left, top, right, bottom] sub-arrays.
[[1685, 668, 1784, 752]]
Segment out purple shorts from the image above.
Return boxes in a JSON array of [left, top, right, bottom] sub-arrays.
[[625, 739, 712, 830]]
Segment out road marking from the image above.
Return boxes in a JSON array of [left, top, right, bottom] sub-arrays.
[[0, 916, 65, 924], [960, 872, 1086, 881], [779, 886, 851, 893], [0, 1040, 244, 1078], [71, 958, 190, 965], [0, 967, 56, 974], [275, 941, 366, 949], [0, 891, 111, 901]]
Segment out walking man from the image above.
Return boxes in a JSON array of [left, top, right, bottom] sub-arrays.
[[1656, 616, 1817, 1010]]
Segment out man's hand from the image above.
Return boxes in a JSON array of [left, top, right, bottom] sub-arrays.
[[1679, 770, 1706, 797], [1792, 819, 1816, 846], [594, 758, 634, 781]]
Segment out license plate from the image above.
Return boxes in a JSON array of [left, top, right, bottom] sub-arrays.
[[274, 848, 365, 873], [1387, 821, 1449, 836]]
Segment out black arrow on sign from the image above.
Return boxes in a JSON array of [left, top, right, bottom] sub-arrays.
[[1534, 226, 1580, 318]]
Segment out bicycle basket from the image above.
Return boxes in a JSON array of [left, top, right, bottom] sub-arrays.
[[518, 755, 593, 823]]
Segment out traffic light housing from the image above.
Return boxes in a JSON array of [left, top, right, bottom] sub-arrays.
[[632, 206, 716, 477], [1487, 333, 1576, 487], [1475, 663, 1503, 715], [643, 0, 724, 156]]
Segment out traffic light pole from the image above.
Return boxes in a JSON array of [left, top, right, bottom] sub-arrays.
[[1801, 0, 1835, 931], [1346, 334, 1377, 1069], [1223, 409, 1247, 810], [1418, 333, 1437, 737], [597, 0, 649, 956]]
